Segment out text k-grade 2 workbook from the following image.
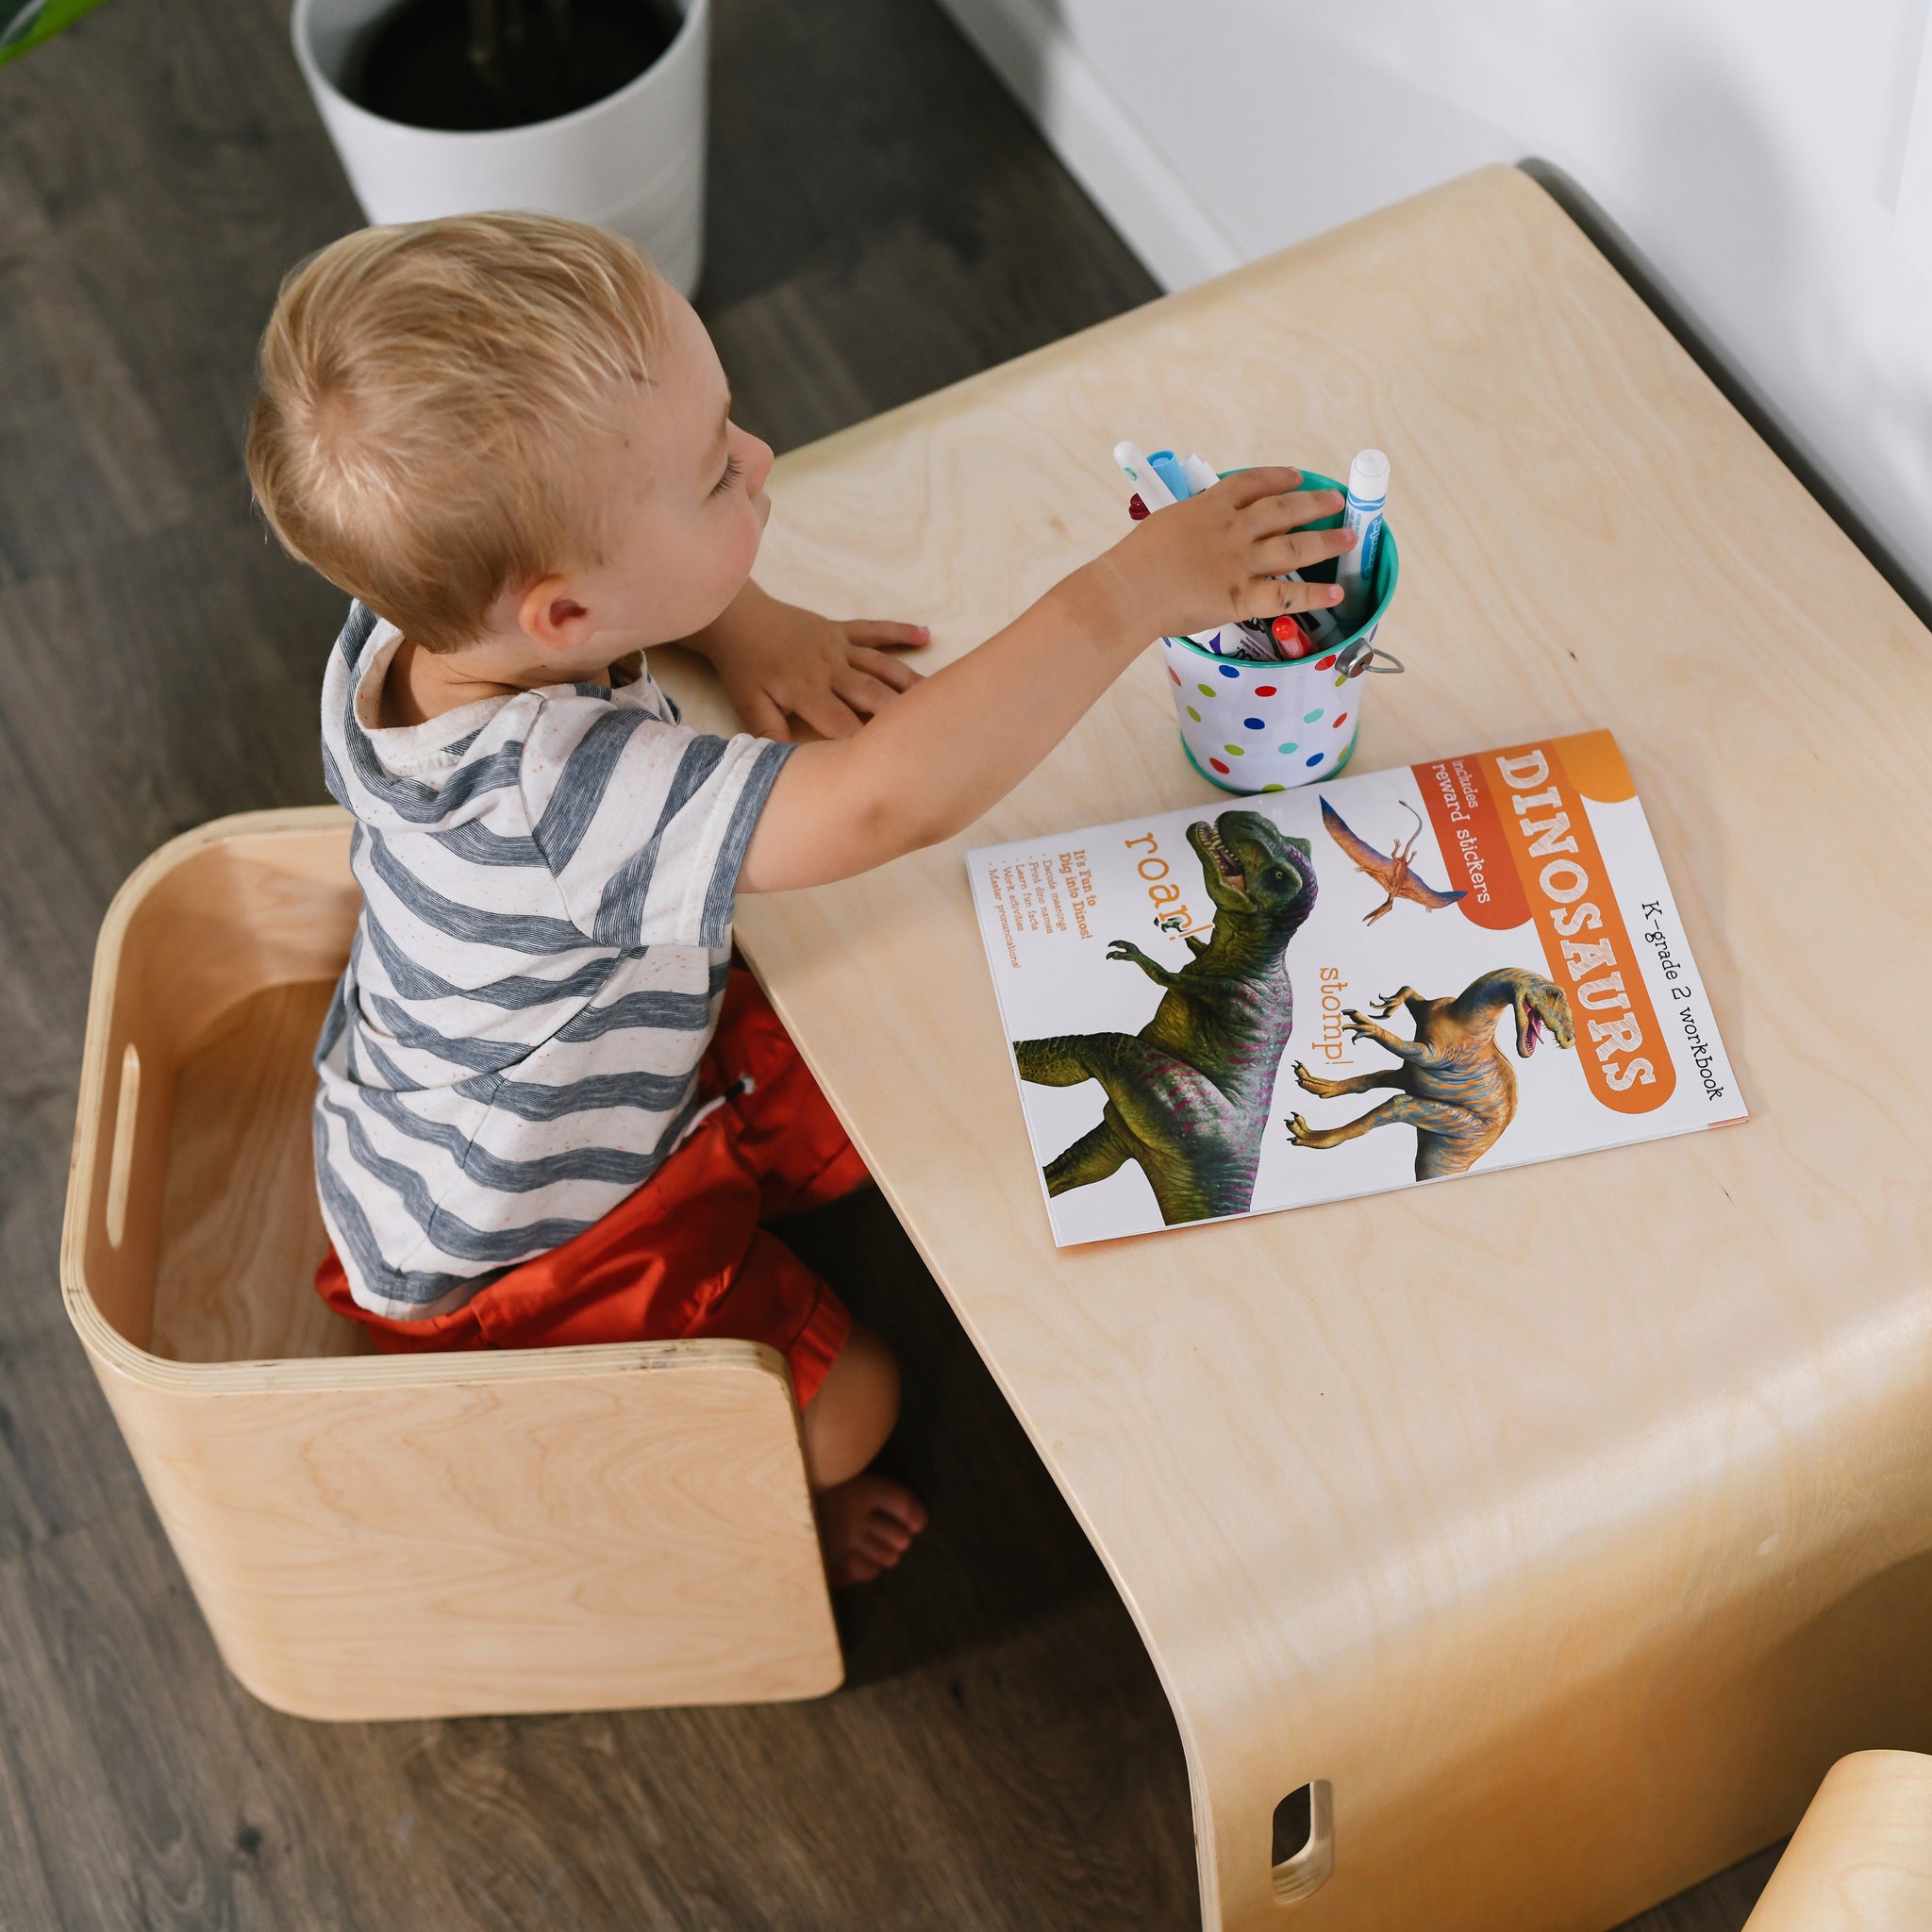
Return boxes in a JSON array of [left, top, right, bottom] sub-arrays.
[[967, 730, 1744, 1246]]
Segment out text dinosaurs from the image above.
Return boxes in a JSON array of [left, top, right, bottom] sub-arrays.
[[1013, 810, 1317, 1224], [1286, 967, 1574, 1179]]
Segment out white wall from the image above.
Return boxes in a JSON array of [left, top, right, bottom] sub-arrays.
[[936, 0, 1932, 603]]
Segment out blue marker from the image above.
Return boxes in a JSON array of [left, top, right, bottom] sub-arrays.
[[1335, 447, 1390, 629], [1146, 449, 1194, 502]]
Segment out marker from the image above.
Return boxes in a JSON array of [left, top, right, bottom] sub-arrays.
[[1178, 452, 1220, 495], [1335, 447, 1390, 629], [1112, 440, 1316, 661], [1146, 449, 1193, 502], [1271, 616, 1310, 659], [1216, 620, 1278, 662], [1113, 441, 1176, 509], [1265, 559, 1346, 658]]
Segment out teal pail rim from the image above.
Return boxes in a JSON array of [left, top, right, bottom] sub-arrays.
[[1162, 466, 1399, 663]]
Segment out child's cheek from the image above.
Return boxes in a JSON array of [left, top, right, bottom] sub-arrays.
[[740, 498, 768, 564]]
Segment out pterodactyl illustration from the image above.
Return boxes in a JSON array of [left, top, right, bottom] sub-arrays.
[[1320, 797, 1466, 925]]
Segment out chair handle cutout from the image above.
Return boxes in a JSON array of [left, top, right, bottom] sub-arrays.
[[105, 1041, 141, 1251], [1271, 1778, 1334, 1905]]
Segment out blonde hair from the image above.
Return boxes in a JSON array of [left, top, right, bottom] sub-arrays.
[[247, 211, 666, 652]]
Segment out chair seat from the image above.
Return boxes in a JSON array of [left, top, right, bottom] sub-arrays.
[[61, 808, 841, 1721]]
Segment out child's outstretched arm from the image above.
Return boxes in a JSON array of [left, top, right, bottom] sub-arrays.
[[740, 468, 1351, 893]]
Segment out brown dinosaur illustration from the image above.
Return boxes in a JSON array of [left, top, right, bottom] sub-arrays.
[[1285, 967, 1574, 1178], [1321, 797, 1465, 924]]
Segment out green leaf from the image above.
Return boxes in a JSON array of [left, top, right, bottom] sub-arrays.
[[0, 0, 110, 67]]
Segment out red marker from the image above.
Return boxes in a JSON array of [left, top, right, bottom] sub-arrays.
[[1271, 615, 1311, 659], [1127, 493, 1149, 522]]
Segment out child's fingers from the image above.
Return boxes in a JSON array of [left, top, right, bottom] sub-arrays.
[[739, 689, 794, 742], [1241, 487, 1345, 536], [1242, 574, 1343, 622], [796, 689, 868, 740], [1253, 525, 1356, 578], [842, 619, 931, 650], [832, 667, 908, 718], [1216, 465, 1305, 508], [850, 645, 924, 691]]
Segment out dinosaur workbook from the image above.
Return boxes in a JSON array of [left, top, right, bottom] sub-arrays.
[[967, 729, 1745, 1246]]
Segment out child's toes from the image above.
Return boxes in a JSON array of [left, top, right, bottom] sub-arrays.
[[872, 1478, 928, 1536], [863, 1510, 915, 1559], [858, 1524, 910, 1572], [815, 1472, 927, 1587]]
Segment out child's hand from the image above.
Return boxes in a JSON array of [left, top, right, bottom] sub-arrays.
[[689, 585, 930, 741], [741, 468, 1352, 895], [1098, 467, 1355, 641]]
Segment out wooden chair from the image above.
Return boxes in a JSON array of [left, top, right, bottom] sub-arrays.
[[59, 808, 841, 1722], [1742, 1754, 1932, 1931]]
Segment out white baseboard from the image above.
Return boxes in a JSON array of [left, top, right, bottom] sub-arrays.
[[931, 0, 1241, 291]]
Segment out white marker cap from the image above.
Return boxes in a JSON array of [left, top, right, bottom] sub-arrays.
[[1347, 448, 1390, 500], [1178, 453, 1220, 495]]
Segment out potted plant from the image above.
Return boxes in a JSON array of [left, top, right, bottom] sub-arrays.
[[1, 0, 107, 65], [291, 0, 709, 294]]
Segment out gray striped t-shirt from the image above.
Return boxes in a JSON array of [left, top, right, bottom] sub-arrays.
[[314, 603, 793, 1321]]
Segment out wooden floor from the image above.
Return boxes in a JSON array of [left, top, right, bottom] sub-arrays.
[[0, 0, 1781, 1924]]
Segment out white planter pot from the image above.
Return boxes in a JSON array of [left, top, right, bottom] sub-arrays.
[[291, 0, 708, 295]]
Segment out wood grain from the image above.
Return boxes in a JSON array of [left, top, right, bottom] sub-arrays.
[[647, 163, 1932, 1932], [0, 0, 1210, 1905], [149, 978, 364, 1365], [62, 813, 843, 1719], [1742, 1753, 1932, 1930], [0, 0, 1785, 1914]]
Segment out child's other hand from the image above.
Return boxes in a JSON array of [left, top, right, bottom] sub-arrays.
[[708, 595, 930, 741], [1099, 467, 1355, 641]]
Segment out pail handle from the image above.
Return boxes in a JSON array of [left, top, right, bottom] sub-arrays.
[[1365, 647, 1405, 675]]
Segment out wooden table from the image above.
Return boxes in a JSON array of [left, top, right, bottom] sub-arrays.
[[658, 165, 1932, 1932], [1742, 1753, 1932, 1932]]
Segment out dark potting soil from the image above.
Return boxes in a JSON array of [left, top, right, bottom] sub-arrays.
[[346, 0, 683, 132]]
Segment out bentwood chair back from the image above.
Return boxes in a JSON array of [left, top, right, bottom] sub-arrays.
[[61, 808, 840, 1721]]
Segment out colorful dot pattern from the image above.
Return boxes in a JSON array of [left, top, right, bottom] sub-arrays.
[[1158, 629, 1371, 793]]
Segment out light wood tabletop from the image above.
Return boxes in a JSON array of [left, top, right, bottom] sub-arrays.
[[656, 164, 1932, 1932], [1743, 1752, 1932, 1932]]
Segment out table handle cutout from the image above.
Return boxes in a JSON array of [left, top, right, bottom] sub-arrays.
[[105, 1041, 141, 1251], [1271, 1779, 1334, 1905]]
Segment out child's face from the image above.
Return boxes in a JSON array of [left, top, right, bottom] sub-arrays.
[[557, 291, 774, 653]]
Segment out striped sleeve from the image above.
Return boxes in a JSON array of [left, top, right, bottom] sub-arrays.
[[518, 693, 792, 949]]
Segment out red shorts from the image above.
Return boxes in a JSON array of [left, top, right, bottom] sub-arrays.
[[315, 969, 868, 1405]]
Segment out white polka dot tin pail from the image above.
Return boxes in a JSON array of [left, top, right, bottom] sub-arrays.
[[1160, 471, 1401, 794]]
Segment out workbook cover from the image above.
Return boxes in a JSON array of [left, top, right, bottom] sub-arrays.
[[967, 730, 1745, 1246]]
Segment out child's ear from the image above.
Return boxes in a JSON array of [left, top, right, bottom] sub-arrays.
[[517, 575, 596, 656]]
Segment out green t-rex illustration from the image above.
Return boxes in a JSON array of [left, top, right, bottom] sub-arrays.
[[1013, 809, 1317, 1224], [1286, 967, 1574, 1178]]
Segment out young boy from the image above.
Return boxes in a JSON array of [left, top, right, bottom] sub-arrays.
[[246, 212, 1350, 1586]]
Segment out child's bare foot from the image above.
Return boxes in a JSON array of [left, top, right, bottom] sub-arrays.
[[816, 1472, 927, 1586]]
